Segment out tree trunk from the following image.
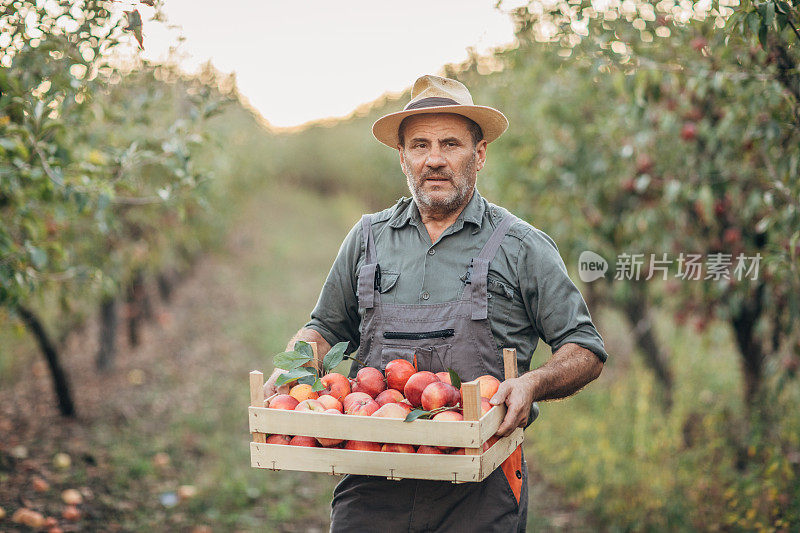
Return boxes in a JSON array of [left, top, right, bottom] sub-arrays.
[[127, 270, 144, 347], [731, 282, 766, 406], [15, 305, 76, 417], [620, 283, 674, 409], [157, 270, 174, 302], [95, 296, 118, 371]]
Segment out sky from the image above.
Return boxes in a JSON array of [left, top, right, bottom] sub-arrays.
[[136, 1, 521, 128]]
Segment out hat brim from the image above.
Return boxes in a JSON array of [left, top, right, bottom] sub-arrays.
[[372, 105, 509, 148]]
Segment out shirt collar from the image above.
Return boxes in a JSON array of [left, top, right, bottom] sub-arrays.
[[388, 188, 486, 231]]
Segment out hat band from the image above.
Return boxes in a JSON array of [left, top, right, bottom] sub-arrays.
[[404, 96, 461, 111]]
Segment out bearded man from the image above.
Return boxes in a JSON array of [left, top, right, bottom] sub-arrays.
[[265, 75, 608, 532]]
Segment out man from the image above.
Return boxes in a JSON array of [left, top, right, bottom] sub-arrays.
[[265, 75, 607, 532]]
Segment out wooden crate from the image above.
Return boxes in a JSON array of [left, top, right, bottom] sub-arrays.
[[248, 347, 526, 483]]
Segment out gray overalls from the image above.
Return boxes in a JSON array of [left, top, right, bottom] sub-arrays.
[[330, 213, 528, 533]]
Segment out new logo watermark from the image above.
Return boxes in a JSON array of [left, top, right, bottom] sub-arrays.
[[577, 251, 761, 282]]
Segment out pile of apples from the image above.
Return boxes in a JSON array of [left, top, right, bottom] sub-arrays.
[[264, 359, 501, 454]]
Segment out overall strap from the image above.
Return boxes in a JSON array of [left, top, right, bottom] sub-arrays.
[[467, 214, 516, 320], [357, 214, 379, 309]]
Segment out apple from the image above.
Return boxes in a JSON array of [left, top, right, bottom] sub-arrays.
[[268, 394, 299, 410], [404, 372, 440, 407], [289, 383, 319, 402], [375, 388, 405, 406], [432, 410, 463, 422], [421, 382, 459, 411], [295, 399, 326, 412], [475, 375, 501, 399], [342, 392, 373, 411], [265, 434, 292, 445], [289, 435, 319, 447], [345, 397, 380, 416], [351, 367, 386, 398], [317, 394, 343, 412], [344, 440, 382, 451], [482, 436, 499, 452], [416, 445, 444, 454], [372, 403, 411, 419], [385, 359, 416, 391], [435, 371, 451, 384], [320, 373, 351, 402], [381, 443, 416, 453], [481, 398, 492, 415], [450, 448, 466, 455]]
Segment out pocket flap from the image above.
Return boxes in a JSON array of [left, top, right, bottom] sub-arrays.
[[379, 271, 399, 293]]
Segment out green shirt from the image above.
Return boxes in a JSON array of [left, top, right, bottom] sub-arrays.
[[306, 189, 608, 370]]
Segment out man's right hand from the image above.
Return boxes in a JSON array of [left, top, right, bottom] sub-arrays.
[[264, 367, 291, 398]]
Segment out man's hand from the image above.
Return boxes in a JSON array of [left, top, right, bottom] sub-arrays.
[[263, 368, 291, 398], [490, 343, 604, 437], [489, 375, 536, 436]]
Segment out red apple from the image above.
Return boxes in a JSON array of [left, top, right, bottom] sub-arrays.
[[381, 443, 416, 453], [432, 410, 463, 421], [475, 375, 501, 399], [385, 359, 416, 391], [482, 436, 499, 452], [344, 440, 382, 451], [421, 382, 460, 411], [345, 397, 380, 416], [317, 394, 343, 412], [435, 371, 451, 384], [404, 372, 440, 407], [268, 394, 299, 410], [372, 403, 411, 419], [295, 399, 326, 412], [320, 373, 351, 402], [351, 367, 386, 398], [450, 448, 466, 455], [481, 398, 492, 415], [289, 435, 318, 447], [416, 445, 444, 454], [342, 392, 372, 411], [265, 434, 292, 445], [375, 388, 405, 406]]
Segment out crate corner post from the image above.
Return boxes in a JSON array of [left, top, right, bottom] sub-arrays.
[[249, 370, 267, 444]]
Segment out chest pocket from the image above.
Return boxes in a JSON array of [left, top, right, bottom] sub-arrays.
[[487, 276, 517, 326], [377, 271, 400, 302]]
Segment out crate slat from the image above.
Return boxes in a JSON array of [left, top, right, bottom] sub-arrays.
[[249, 406, 508, 448], [479, 428, 524, 478]]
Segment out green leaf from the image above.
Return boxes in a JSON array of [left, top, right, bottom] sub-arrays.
[[273, 350, 313, 370], [311, 378, 324, 392], [293, 340, 314, 359], [404, 409, 431, 422], [275, 368, 314, 386], [765, 1, 775, 26], [322, 341, 348, 373], [298, 374, 317, 386], [747, 11, 761, 34], [758, 23, 768, 48], [447, 368, 462, 389]]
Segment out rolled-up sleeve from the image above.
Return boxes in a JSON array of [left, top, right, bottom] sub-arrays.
[[519, 228, 608, 363], [304, 221, 363, 354]]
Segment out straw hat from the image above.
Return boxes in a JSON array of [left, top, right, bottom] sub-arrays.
[[372, 75, 509, 148]]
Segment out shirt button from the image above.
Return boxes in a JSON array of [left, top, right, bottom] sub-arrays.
[[428, 249, 436, 255], [421, 291, 430, 300]]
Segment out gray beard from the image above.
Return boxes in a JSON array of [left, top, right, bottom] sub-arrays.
[[404, 154, 476, 218]]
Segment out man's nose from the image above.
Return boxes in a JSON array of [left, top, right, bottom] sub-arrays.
[[425, 147, 446, 168]]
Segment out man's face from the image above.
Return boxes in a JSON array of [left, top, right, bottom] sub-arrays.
[[398, 113, 487, 217]]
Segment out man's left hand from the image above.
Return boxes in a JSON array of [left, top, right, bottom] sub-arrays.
[[489, 375, 537, 437]]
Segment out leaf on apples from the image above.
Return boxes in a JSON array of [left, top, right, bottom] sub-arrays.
[[322, 341, 348, 373], [311, 378, 324, 392], [447, 368, 462, 389], [293, 340, 314, 359], [273, 350, 312, 370], [275, 368, 314, 386], [404, 409, 431, 423]]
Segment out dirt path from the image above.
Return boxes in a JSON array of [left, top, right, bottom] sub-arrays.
[[1, 186, 593, 532]]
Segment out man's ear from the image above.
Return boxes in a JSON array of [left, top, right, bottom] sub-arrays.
[[397, 146, 406, 173], [475, 139, 488, 172]]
